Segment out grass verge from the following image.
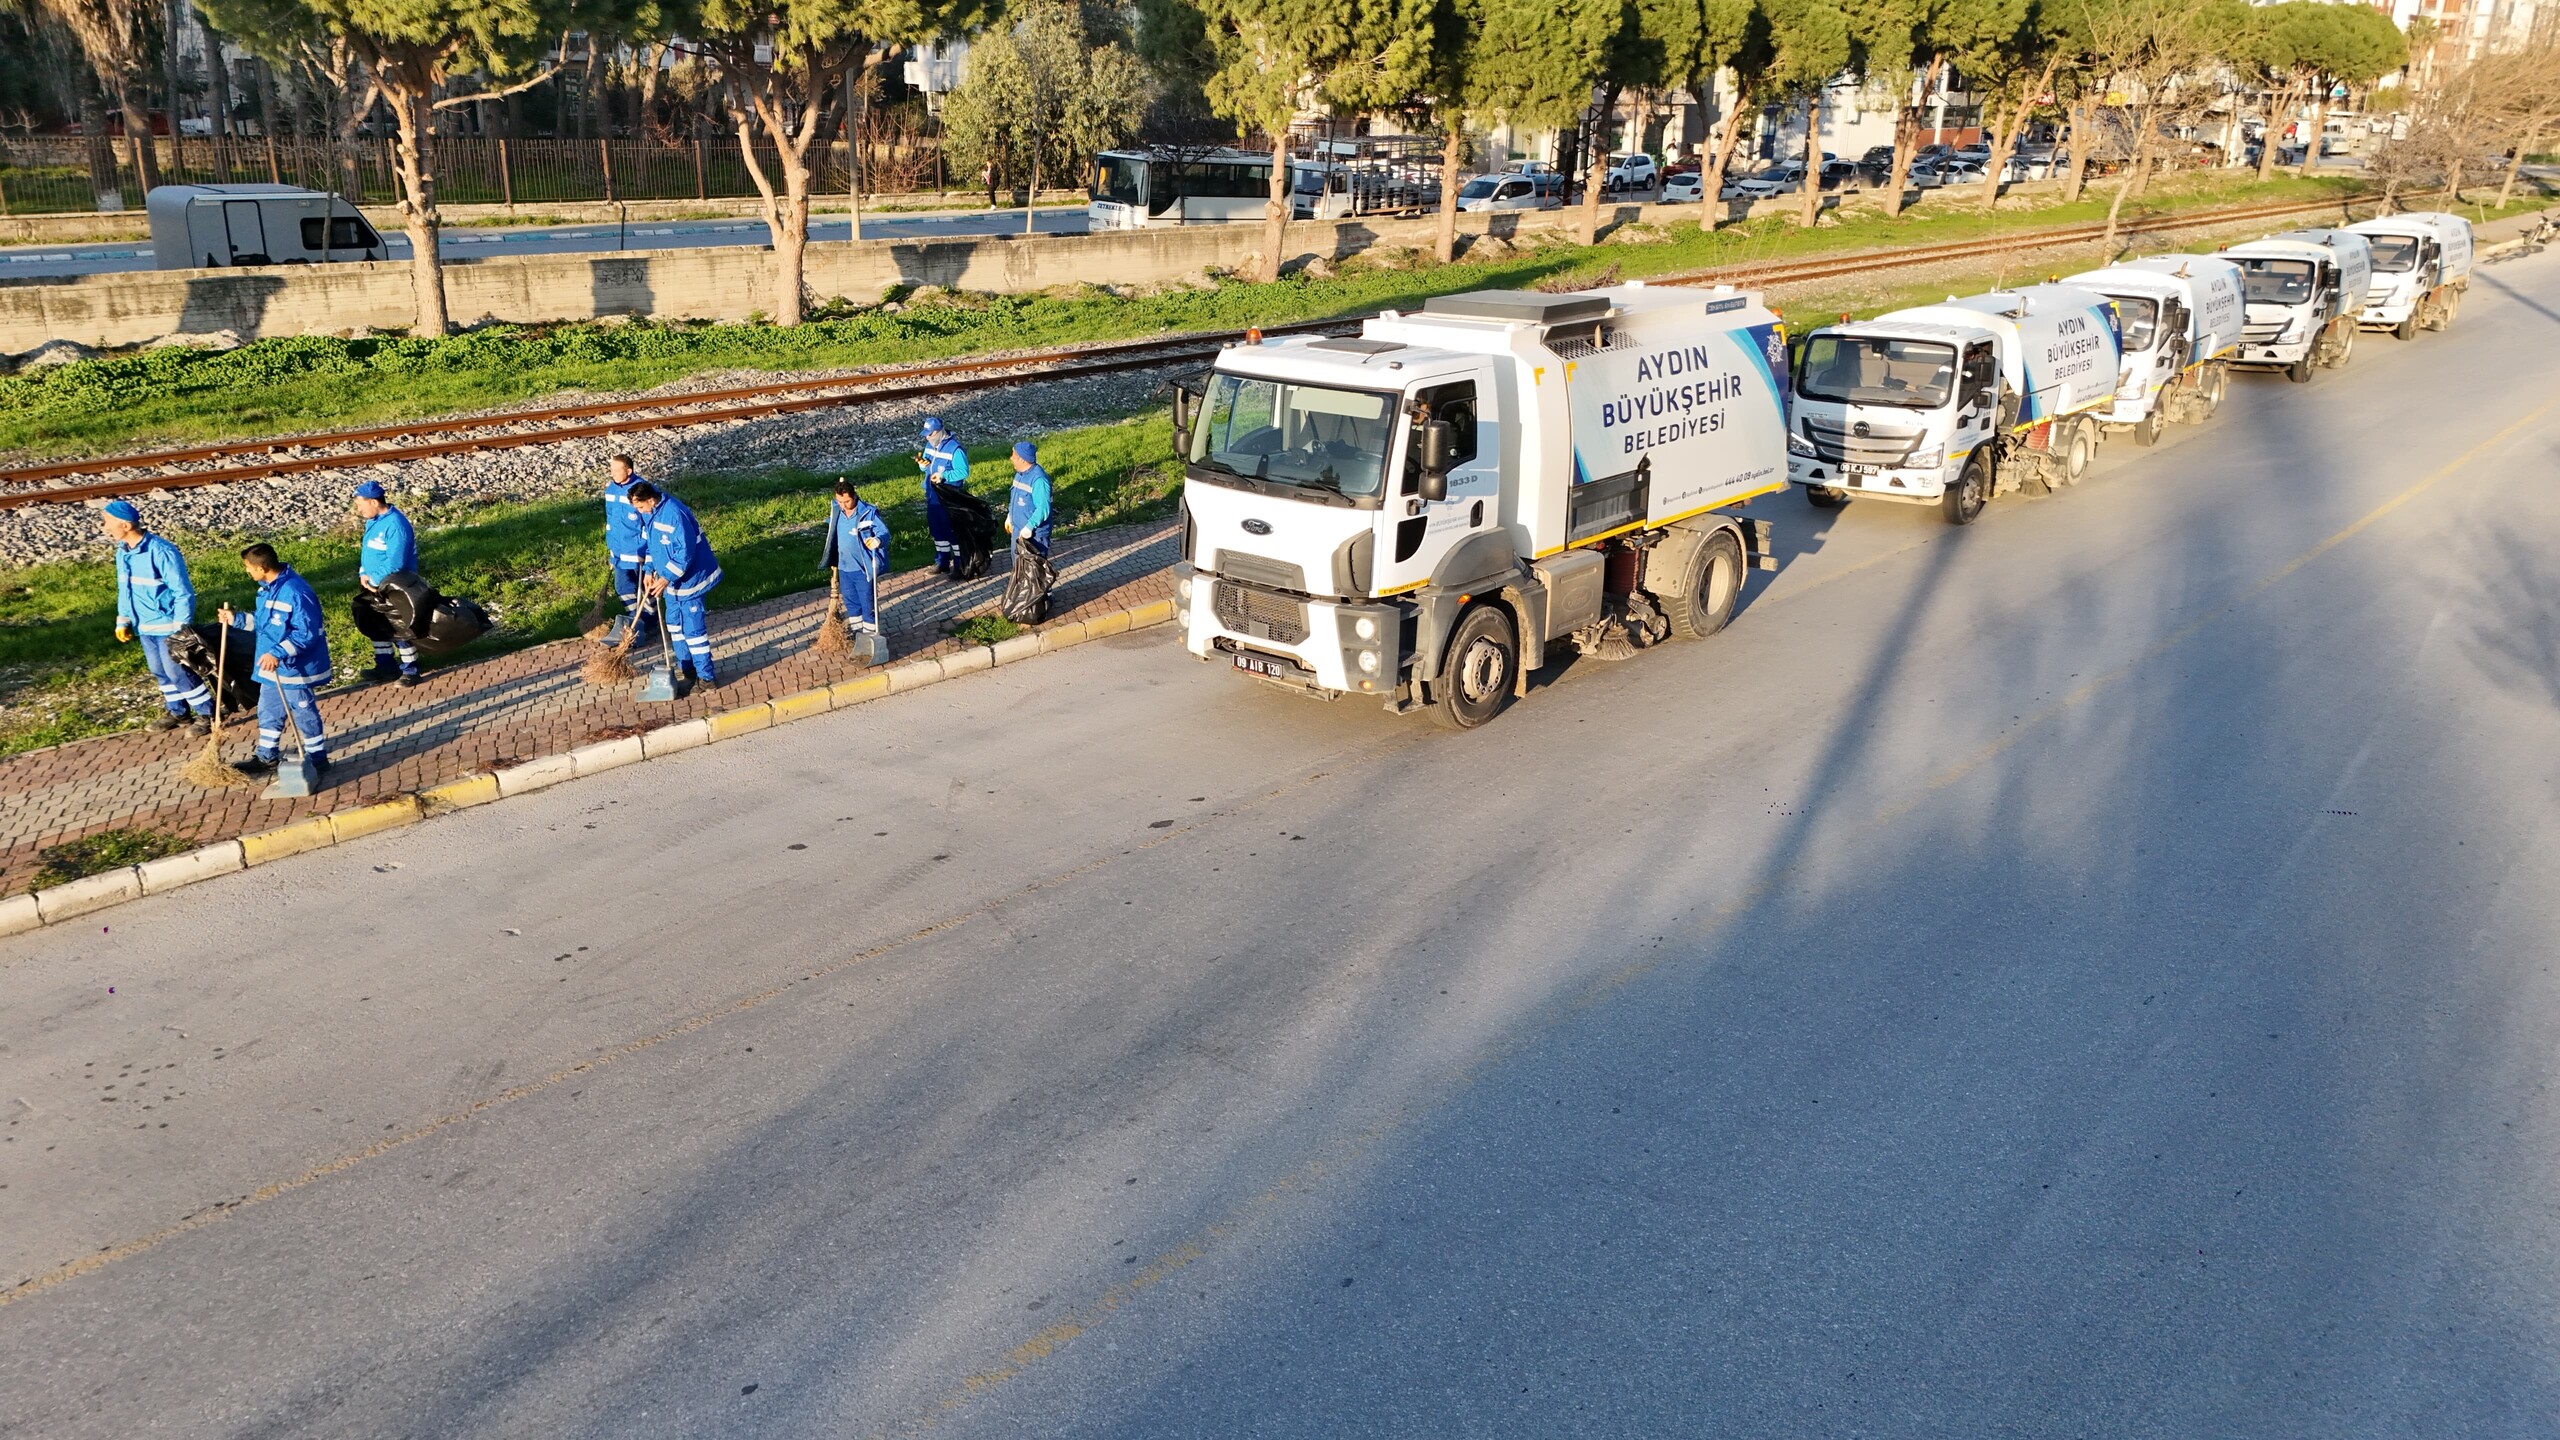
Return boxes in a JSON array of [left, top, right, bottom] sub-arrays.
[[0, 412, 1180, 757], [0, 172, 2396, 460], [34, 827, 187, 886]]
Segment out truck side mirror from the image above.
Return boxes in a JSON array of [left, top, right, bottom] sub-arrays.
[[1172, 384, 1200, 447], [1416, 421, 1453, 501]]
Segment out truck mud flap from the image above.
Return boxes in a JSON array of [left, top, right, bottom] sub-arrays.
[[1737, 518, 1778, 572]]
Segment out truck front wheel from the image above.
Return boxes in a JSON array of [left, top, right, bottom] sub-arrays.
[[1662, 528, 1744, 640], [2132, 405, 2164, 447], [2286, 352, 2314, 384], [1942, 453, 1989, 526], [1429, 605, 1517, 730]]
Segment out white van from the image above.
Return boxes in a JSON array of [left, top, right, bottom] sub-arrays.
[[2346, 212, 2472, 338], [146, 184, 387, 270]]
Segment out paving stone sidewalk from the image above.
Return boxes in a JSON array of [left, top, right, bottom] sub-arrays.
[[0, 519, 1179, 896]]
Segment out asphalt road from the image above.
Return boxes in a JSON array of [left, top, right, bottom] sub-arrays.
[[4, 245, 2558, 1438], [0, 205, 1095, 279]]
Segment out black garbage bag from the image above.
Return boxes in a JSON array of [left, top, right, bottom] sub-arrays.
[[935, 482, 1000, 581], [411, 596, 491, 657], [999, 546, 1054, 625], [352, 570, 489, 657], [165, 623, 263, 715]]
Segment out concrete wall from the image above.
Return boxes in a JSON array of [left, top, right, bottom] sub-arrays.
[[0, 190, 1994, 354]]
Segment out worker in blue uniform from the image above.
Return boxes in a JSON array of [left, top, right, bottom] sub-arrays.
[[220, 542, 331, 779], [350, 480, 423, 686], [104, 498, 213, 733], [819, 478, 891, 635], [1008, 440, 1053, 557], [603, 453, 656, 645], [917, 417, 969, 576], [630, 480, 723, 690]]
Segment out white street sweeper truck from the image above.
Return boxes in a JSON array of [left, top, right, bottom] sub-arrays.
[[2224, 229, 2373, 382], [2062, 255, 2247, 445], [1169, 283, 1788, 729], [2346, 211, 2472, 339], [1786, 283, 2123, 524]]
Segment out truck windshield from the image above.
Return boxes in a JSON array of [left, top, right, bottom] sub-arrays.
[[2363, 235, 2420, 272], [2109, 296, 2159, 351], [1457, 178, 1498, 201], [1190, 373, 1397, 504], [2238, 258, 2317, 305], [1795, 335, 1957, 409]]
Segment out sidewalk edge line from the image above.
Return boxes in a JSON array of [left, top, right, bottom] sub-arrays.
[[5, 601, 1174, 934]]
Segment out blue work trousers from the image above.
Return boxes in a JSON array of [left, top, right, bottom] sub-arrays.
[[255, 679, 326, 761], [662, 593, 715, 682], [838, 560, 880, 628], [611, 561, 660, 642], [140, 633, 213, 717]]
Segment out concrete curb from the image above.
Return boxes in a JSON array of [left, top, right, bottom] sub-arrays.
[[0, 597, 1173, 938]]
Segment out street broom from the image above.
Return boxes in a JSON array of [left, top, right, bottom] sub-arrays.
[[580, 604, 644, 685], [179, 624, 256, 790], [811, 584, 851, 658]]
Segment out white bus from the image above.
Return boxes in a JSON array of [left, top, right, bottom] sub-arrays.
[[1089, 148, 1275, 229]]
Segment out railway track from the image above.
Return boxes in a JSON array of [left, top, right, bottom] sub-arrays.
[[0, 189, 2393, 511]]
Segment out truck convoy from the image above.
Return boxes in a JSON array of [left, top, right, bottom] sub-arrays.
[[1786, 284, 2124, 524], [2223, 229, 2374, 383], [2346, 211, 2473, 339], [2062, 256, 2247, 446], [1170, 283, 1787, 728], [1171, 208, 2469, 726]]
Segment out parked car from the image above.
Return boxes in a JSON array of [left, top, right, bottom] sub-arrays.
[[1660, 171, 1705, 203], [1819, 158, 1864, 190], [1909, 157, 1987, 188], [1455, 172, 1557, 212], [1729, 162, 1806, 199], [1603, 153, 1659, 193]]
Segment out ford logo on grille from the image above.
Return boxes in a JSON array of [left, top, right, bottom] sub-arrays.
[[1241, 518, 1273, 535]]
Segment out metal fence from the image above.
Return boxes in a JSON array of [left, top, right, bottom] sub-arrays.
[[0, 135, 948, 216]]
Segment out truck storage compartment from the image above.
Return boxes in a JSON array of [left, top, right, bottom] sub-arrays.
[[1534, 548, 1607, 639]]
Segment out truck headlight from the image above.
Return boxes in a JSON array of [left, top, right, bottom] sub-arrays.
[[1353, 615, 1377, 641], [1176, 576, 1193, 601], [1787, 431, 1817, 457], [1357, 650, 1380, 674], [1906, 445, 1943, 469]]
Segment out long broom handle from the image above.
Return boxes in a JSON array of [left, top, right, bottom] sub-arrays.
[[210, 620, 227, 738]]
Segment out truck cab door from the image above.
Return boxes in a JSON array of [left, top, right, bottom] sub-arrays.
[[2159, 297, 2190, 372], [1956, 343, 1999, 452], [1370, 375, 1496, 596]]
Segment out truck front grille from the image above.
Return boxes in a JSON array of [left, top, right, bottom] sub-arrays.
[[1212, 580, 1310, 644], [1802, 416, 1922, 466], [2242, 318, 2291, 342]]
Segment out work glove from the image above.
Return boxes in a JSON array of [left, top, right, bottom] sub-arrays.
[[115, 622, 134, 643]]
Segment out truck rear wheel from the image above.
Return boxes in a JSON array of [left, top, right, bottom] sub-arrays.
[[2201, 363, 2227, 417], [1428, 605, 1517, 730], [1942, 453, 1989, 526], [1662, 528, 1744, 640]]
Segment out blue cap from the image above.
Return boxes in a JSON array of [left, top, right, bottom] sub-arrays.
[[922, 416, 946, 436], [353, 481, 387, 500], [101, 499, 140, 524], [1013, 441, 1037, 463]]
